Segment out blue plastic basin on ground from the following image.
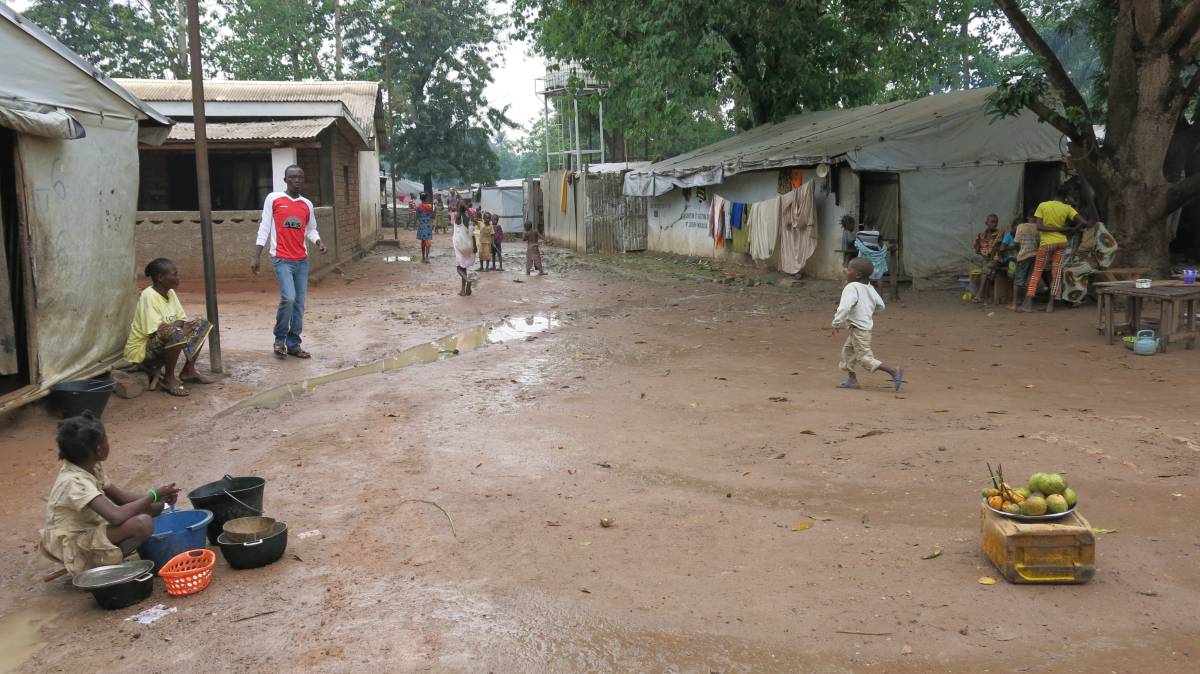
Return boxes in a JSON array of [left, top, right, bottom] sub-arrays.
[[137, 509, 212, 572]]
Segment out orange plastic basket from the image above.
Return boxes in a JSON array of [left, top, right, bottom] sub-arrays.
[[158, 549, 215, 596]]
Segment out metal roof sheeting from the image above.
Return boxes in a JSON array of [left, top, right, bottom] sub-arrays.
[[115, 79, 380, 140], [165, 117, 339, 142], [624, 87, 1065, 196]]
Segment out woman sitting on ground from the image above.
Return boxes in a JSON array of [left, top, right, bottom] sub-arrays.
[[123, 258, 214, 397], [39, 411, 179, 577]]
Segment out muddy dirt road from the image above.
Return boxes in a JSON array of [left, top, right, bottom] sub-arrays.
[[2, 237, 1198, 673]]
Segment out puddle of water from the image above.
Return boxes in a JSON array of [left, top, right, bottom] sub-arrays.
[[218, 315, 562, 415], [382, 255, 412, 262], [0, 606, 57, 674]]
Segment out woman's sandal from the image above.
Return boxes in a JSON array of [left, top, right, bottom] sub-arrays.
[[287, 348, 312, 359], [161, 383, 189, 397]]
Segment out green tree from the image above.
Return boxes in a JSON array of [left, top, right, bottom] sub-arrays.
[[214, 0, 334, 80], [22, 0, 194, 78], [343, 0, 510, 194], [989, 0, 1200, 272]]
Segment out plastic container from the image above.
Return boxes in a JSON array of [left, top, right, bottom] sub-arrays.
[[187, 475, 265, 544], [48, 379, 115, 419], [137, 509, 212, 572], [980, 503, 1094, 584], [159, 549, 215, 596], [1184, 269, 1197, 285]]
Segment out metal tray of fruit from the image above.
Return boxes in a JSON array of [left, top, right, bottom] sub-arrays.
[[984, 500, 1076, 522]]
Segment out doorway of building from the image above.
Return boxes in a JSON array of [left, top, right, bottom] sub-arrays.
[[1023, 162, 1061, 219], [1, 127, 30, 396], [858, 171, 904, 278]]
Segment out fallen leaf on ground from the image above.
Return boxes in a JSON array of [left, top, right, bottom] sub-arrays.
[[792, 521, 813, 532], [1137, 590, 1158, 597], [599, 518, 614, 528], [741, 470, 751, 476], [921, 547, 942, 560], [799, 429, 816, 435], [579, 588, 591, 594], [1092, 528, 1118, 534], [580, 540, 592, 546], [773, 452, 787, 459], [959, 348, 976, 352], [933, 409, 949, 413], [227, 447, 238, 452], [1024, 384, 1035, 389], [901, 644, 913, 655], [857, 429, 886, 438], [978, 576, 999, 585], [768, 396, 789, 402], [991, 343, 1003, 348], [594, 462, 612, 468], [690, 402, 699, 408], [986, 410, 1007, 414], [545, 521, 561, 527], [808, 515, 833, 522]]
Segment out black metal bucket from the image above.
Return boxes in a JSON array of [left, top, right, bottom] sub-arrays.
[[48, 379, 115, 419], [187, 475, 266, 544]]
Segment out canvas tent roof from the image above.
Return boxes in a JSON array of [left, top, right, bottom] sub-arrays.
[[624, 87, 1065, 196], [116, 78, 384, 149]]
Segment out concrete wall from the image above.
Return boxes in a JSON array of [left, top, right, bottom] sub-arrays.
[[644, 167, 857, 280], [358, 150, 381, 249], [134, 207, 337, 282], [542, 169, 585, 251]]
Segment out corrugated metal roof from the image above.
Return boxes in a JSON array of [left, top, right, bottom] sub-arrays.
[[0, 5, 171, 126], [165, 117, 338, 142], [625, 87, 1065, 196], [115, 79, 379, 138]]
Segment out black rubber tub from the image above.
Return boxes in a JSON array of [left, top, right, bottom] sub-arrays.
[[216, 521, 288, 569], [49, 379, 115, 419], [73, 560, 155, 610], [187, 475, 266, 544]]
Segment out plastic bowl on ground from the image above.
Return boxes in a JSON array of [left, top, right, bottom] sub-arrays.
[[187, 475, 266, 544], [137, 509, 212, 572], [48, 379, 115, 419], [216, 522, 288, 569]]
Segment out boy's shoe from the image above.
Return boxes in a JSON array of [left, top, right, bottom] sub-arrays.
[[893, 369, 904, 391], [836, 380, 860, 389]]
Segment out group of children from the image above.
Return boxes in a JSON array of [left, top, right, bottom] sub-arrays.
[[970, 185, 1090, 312], [447, 199, 547, 296]]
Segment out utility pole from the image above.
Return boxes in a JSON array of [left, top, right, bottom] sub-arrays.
[[186, 0, 222, 373]]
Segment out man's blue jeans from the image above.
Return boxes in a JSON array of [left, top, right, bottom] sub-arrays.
[[272, 257, 309, 350]]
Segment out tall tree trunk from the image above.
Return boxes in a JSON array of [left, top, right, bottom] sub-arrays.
[[333, 0, 343, 79], [174, 0, 189, 78]]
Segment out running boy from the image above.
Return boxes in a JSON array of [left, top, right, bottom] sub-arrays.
[[833, 258, 903, 391]]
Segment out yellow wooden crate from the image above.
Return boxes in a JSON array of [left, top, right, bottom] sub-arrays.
[[979, 503, 1095, 584]]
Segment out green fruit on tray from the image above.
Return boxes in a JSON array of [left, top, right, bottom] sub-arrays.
[[1020, 495, 1048, 516], [1003, 503, 1022, 515], [982, 487, 1000, 498], [1064, 487, 1078, 508], [1046, 494, 1068, 514], [1042, 473, 1067, 495]]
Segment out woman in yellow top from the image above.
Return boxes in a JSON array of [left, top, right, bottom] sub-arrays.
[[1020, 185, 1090, 313], [124, 258, 214, 396], [39, 411, 180, 577]]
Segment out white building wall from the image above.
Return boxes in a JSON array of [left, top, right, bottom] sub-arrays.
[[270, 147, 298, 191], [644, 166, 859, 280], [358, 150, 380, 244]]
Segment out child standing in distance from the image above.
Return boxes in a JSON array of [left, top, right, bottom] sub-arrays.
[[524, 222, 545, 275], [416, 194, 434, 263], [833, 258, 903, 391], [1009, 214, 1040, 310], [476, 211, 494, 271], [39, 411, 180, 577], [452, 204, 477, 296], [491, 214, 505, 271]]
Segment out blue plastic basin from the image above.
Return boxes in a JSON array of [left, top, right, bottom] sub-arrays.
[[137, 509, 212, 572]]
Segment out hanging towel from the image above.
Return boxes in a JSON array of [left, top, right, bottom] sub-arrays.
[[731, 202, 745, 229], [779, 182, 818, 275], [709, 196, 727, 243], [732, 204, 751, 254], [749, 196, 780, 261]]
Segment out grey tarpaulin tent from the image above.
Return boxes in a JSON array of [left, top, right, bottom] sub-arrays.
[[624, 87, 1066, 279], [480, 179, 525, 230], [0, 5, 170, 412]]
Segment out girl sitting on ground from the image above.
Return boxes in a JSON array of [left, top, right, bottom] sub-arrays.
[[124, 258, 215, 397], [39, 412, 180, 577]]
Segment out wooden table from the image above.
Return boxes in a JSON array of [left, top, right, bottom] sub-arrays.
[[1095, 280, 1200, 352]]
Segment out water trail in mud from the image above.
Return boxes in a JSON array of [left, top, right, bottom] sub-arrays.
[[216, 315, 562, 416]]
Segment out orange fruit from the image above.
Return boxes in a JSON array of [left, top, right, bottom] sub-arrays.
[[987, 495, 1004, 509]]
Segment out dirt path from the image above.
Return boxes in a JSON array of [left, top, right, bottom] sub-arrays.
[[2, 236, 1198, 673]]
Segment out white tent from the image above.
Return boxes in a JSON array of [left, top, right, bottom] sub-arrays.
[[624, 87, 1066, 279], [480, 179, 525, 231], [1, 5, 170, 411]]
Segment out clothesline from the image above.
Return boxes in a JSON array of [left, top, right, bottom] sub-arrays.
[[706, 183, 819, 274]]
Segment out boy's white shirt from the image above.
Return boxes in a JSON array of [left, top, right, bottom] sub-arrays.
[[832, 281, 886, 330]]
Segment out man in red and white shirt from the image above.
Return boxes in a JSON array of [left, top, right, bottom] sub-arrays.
[[251, 165, 327, 359]]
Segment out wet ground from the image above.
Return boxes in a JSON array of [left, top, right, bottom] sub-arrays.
[[2, 234, 1199, 673]]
